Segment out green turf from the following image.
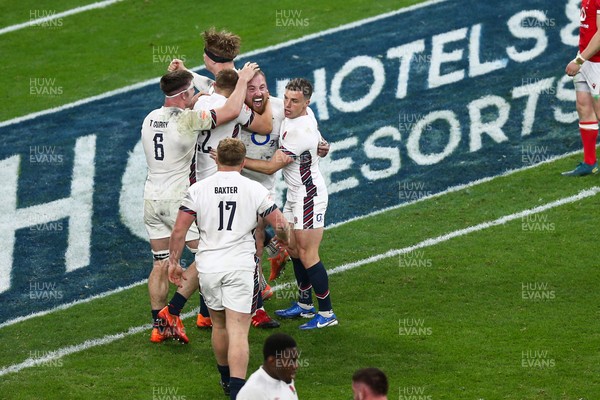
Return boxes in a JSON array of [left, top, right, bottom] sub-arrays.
[[3, 1, 600, 399], [1, 155, 600, 399], [0, 0, 423, 122]]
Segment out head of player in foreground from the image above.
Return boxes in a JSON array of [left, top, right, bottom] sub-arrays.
[[215, 136, 247, 170], [283, 78, 312, 119], [245, 70, 269, 114], [160, 70, 196, 109], [352, 367, 388, 400], [202, 27, 240, 75], [262, 333, 299, 384]]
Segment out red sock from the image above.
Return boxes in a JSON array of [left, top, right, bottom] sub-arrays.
[[579, 121, 599, 165]]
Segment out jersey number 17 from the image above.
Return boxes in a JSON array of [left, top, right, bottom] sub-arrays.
[[218, 201, 236, 231]]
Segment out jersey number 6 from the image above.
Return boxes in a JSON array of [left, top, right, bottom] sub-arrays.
[[153, 133, 164, 161]]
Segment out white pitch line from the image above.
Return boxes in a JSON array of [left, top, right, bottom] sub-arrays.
[[321, 186, 600, 277], [0, 0, 448, 128], [1, 187, 597, 376], [0, 149, 583, 331], [327, 149, 582, 229], [0, 279, 147, 330], [0, 0, 124, 36], [0, 307, 199, 378]]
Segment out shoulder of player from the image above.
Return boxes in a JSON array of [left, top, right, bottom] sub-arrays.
[[284, 115, 318, 134], [269, 96, 284, 107], [194, 93, 225, 109], [141, 112, 156, 127], [142, 108, 184, 133]]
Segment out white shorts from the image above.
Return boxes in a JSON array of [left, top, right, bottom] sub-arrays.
[[144, 199, 199, 241], [283, 194, 328, 230], [199, 269, 257, 314], [574, 61, 600, 97]]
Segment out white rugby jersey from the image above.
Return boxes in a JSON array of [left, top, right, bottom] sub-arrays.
[[240, 96, 284, 190], [191, 71, 215, 94], [193, 93, 254, 182], [180, 171, 277, 273], [142, 107, 216, 200], [241, 102, 322, 192], [237, 367, 299, 400], [279, 113, 327, 201]]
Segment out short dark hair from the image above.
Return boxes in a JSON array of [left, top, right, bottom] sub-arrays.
[[215, 69, 239, 94], [285, 78, 313, 99], [203, 27, 241, 60], [160, 70, 193, 96], [263, 333, 297, 361], [352, 368, 388, 396], [216, 138, 246, 166]]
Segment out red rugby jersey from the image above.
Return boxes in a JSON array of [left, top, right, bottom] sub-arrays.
[[580, 0, 600, 61]]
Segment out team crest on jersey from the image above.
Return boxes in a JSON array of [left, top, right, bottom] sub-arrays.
[[0, 0, 582, 324]]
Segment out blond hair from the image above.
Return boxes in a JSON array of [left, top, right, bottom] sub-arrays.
[[217, 138, 246, 166]]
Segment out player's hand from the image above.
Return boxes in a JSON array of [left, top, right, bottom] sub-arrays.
[[317, 140, 330, 158], [168, 261, 187, 288], [168, 58, 187, 72], [565, 61, 581, 77], [209, 148, 217, 161], [238, 62, 260, 82]]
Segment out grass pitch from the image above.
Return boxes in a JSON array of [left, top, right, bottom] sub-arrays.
[[1, 155, 599, 399], [1, 0, 600, 399]]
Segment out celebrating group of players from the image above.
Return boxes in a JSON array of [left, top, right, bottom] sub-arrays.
[[140, 27, 336, 399]]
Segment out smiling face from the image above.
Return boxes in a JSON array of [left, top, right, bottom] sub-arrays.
[[245, 72, 268, 114]]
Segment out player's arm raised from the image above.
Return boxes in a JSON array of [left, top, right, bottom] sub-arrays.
[[168, 58, 215, 92], [244, 148, 293, 175], [168, 208, 196, 288], [212, 62, 260, 124]]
